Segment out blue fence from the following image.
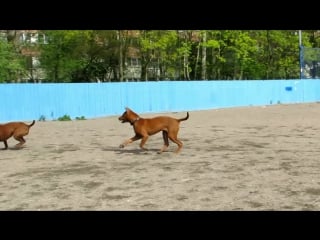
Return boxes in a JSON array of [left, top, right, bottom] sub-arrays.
[[1, 79, 320, 122]]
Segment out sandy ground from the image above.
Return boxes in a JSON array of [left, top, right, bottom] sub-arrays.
[[1, 102, 320, 210]]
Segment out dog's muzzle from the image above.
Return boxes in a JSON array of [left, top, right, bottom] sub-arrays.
[[118, 117, 127, 123]]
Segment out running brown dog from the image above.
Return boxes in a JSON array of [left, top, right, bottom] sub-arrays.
[[118, 107, 189, 153], [0, 120, 35, 150]]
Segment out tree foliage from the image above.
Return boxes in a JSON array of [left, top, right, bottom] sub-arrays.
[[0, 39, 26, 83], [1, 30, 320, 82]]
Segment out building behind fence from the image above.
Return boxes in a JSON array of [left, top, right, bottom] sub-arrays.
[[301, 46, 320, 79]]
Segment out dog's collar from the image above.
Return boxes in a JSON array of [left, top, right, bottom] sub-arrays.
[[130, 117, 140, 125]]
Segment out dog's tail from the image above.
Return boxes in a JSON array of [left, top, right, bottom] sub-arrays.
[[178, 112, 189, 122], [28, 120, 35, 128]]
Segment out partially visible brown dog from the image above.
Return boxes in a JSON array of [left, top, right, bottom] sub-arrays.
[[0, 120, 35, 150], [118, 107, 189, 153]]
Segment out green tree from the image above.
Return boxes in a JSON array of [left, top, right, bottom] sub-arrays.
[[39, 30, 94, 82], [70, 30, 119, 82], [251, 30, 301, 79], [0, 39, 26, 83], [176, 30, 194, 80]]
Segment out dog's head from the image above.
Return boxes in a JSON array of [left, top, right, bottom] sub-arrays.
[[118, 107, 139, 124], [118, 109, 129, 123]]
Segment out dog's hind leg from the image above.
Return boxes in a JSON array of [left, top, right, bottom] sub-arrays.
[[168, 132, 183, 153], [14, 135, 26, 148], [2, 140, 8, 150], [158, 130, 169, 154]]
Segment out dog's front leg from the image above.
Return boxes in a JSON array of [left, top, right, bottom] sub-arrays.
[[119, 134, 141, 148], [139, 135, 149, 151]]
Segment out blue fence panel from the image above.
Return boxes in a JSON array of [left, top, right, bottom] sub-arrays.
[[301, 80, 320, 102], [1, 79, 320, 122]]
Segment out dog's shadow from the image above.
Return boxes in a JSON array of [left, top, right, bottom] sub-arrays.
[[1, 146, 26, 151], [102, 146, 163, 155]]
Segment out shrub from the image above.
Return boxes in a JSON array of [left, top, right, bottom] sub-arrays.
[[75, 116, 86, 120], [39, 115, 46, 121], [57, 114, 72, 121]]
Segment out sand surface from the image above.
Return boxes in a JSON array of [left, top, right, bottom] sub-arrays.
[[1, 103, 320, 210]]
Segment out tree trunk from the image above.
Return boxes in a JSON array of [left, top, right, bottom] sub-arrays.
[[117, 31, 124, 82], [183, 55, 189, 80], [194, 42, 200, 80], [201, 31, 207, 80], [54, 65, 58, 82], [141, 59, 148, 81]]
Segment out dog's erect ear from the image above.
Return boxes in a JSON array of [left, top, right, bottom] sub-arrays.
[[125, 107, 131, 112]]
